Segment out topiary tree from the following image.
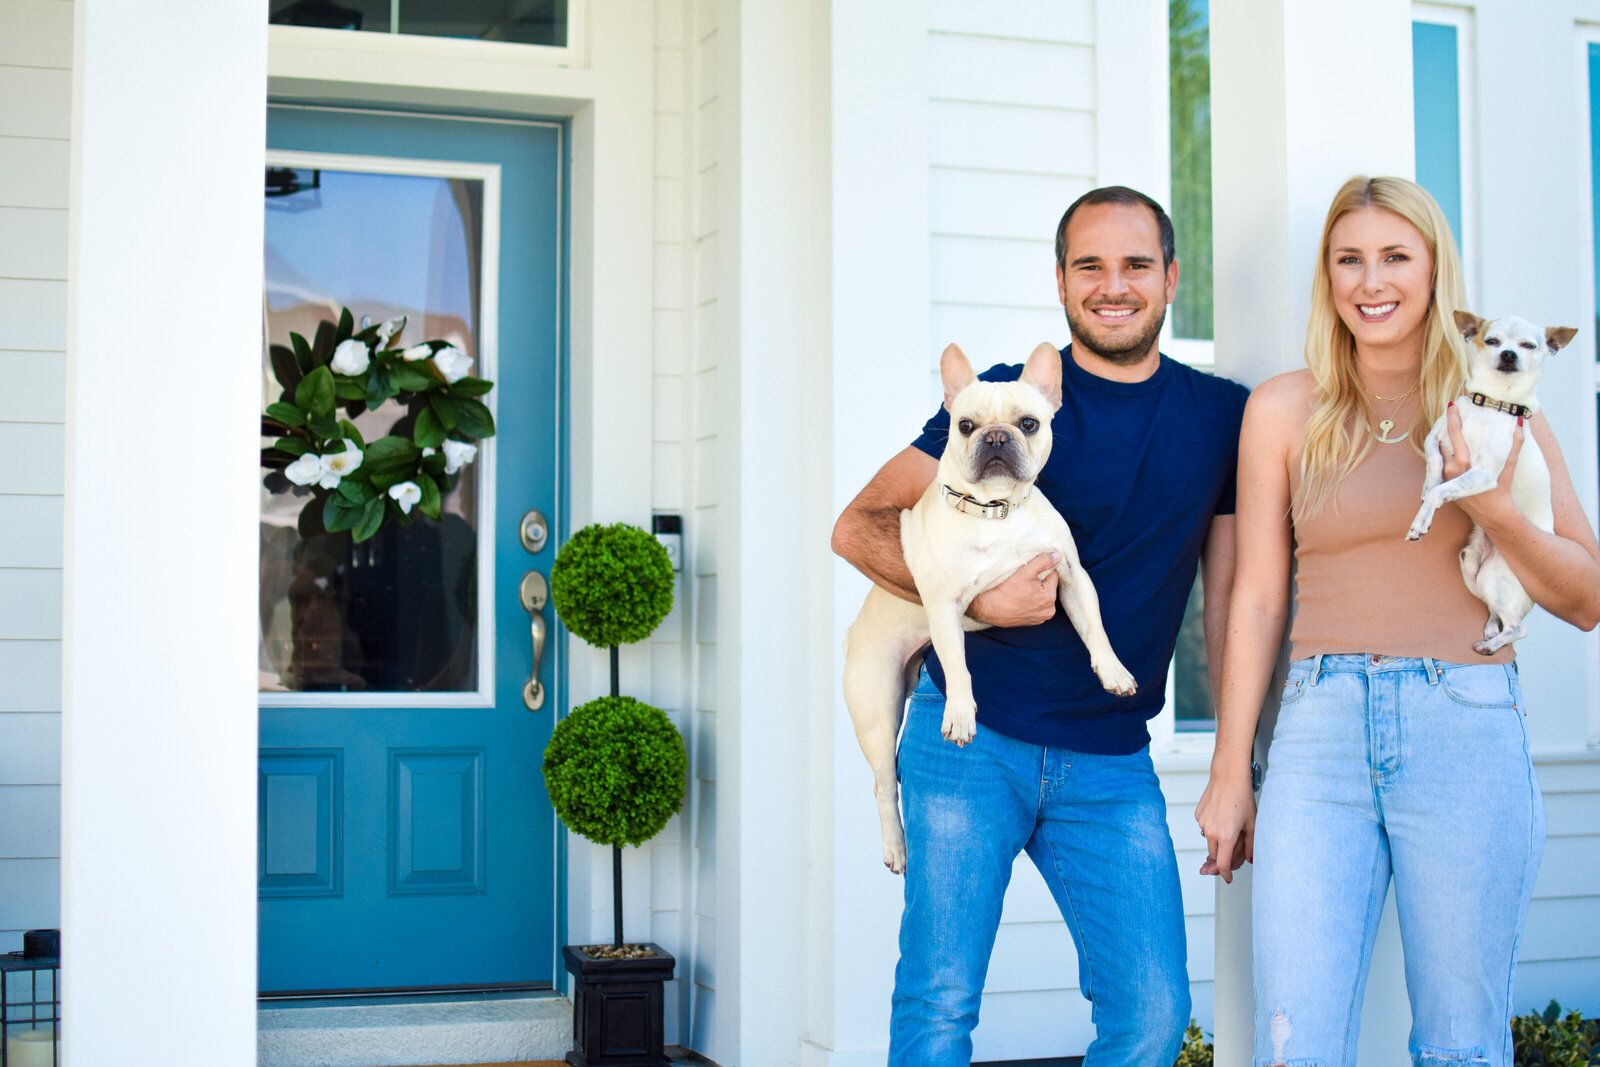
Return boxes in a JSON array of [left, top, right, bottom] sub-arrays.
[[545, 523, 683, 948]]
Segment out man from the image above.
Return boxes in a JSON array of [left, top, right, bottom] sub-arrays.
[[831, 186, 1247, 1065]]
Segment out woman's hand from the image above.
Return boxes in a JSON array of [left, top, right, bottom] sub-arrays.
[[1439, 403, 1524, 529], [1195, 767, 1255, 884]]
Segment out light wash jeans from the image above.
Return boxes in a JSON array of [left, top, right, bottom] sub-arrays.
[[1253, 654, 1545, 1067], [888, 668, 1189, 1067]]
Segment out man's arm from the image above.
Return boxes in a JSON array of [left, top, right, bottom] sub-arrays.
[[831, 446, 1060, 625], [831, 447, 935, 602], [1199, 513, 1237, 706]]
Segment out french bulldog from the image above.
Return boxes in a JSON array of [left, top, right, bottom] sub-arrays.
[[1406, 311, 1578, 654], [842, 342, 1136, 873]]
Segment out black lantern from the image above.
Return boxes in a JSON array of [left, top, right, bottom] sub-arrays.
[[1, 930, 59, 1067]]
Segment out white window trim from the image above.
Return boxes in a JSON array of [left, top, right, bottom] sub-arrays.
[[1412, 2, 1481, 309], [268, 1, 587, 69], [259, 145, 503, 709]]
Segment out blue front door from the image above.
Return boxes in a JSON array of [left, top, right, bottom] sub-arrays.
[[257, 106, 563, 993]]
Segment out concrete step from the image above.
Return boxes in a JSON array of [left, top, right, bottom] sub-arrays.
[[258, 992, 572, 1067]]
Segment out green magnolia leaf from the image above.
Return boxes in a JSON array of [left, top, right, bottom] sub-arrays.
[[308, 414, 340, 440], [418, 473, 442, 520], [297, 497, 327, 539], [323, 494, 362, 533], [454, 398, 496, 439], [296, 365, 336, 419], [265, 402, 306, 427], [352, 497, 386, 543], [420, 452, 447, 477], [272, 436, 310, 456], [338, 419, 366, 448], [413, 406, 446, 449], [368, 468, 408, 491], [269, 345, 302, 391], [362, 435, 420, 469], [290, 332, 314, 374], [345, 399, 368, 419], [337, 306, 354, 342], [448, 377, 494, 398], [312, 320, 337, 366], [260, 448, 295, 470], [429, 392, 462, 431], [336, 478, 375, 503], [391, 365, 436, 392], [334, 381, 366, 400]]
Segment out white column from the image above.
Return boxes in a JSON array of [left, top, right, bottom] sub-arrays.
[[1209, 2, 1414, 1064], [62, 3, 265, 1066], [718, 0, 834, 1062], [812, 1, 929, 1064]]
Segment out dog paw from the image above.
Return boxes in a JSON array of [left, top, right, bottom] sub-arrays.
[[941, 703, 977, 747], [1406, 521, 1429, 542], [1093, 658, 1137, 696]]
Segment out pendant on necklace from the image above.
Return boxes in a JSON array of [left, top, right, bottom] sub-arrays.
[[1375, 418, 1410, 444]]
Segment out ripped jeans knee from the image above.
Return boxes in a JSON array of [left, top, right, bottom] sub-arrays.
[[1412, 1044, 1490, 1065]]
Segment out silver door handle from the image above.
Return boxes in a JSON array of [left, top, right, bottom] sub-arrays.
[[519, 571, 548, 711]]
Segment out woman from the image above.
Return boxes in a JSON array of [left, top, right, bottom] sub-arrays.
[[1196, 176, 1600, 1066]]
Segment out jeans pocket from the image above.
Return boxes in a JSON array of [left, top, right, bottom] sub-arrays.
[[1278, 661, 1313, 707], [1438, 663, 1518, 709]]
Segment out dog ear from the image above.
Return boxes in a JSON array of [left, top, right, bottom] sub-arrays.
[[940, 344, 977, 411], [1546, 325, 1578, 353], [1453, 310, 1485, 342], [1019, 342, 1064, 411]]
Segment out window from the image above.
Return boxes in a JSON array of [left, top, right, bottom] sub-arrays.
[[1169, 0, 1212, 344], [268, 0, 568, 48], [1411, 7, 1477, 295]]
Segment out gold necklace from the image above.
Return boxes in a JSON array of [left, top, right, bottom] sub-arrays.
[[1366, 383, 1418, 444], [1366, 381, 1419, 403]]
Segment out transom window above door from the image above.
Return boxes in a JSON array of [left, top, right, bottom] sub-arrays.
[[269, 0, 568, 48]]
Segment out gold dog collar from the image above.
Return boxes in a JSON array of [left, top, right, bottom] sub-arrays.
[[942, 485, 1028, 520]]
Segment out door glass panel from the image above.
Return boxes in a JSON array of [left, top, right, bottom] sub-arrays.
[[260, 167, 486, 695], [269, 0, 568, 47]]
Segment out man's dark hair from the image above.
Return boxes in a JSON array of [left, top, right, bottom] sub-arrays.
[[1054, 186, 1176, 271]]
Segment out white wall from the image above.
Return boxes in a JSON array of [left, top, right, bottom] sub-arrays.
[[0, 0, 70, 959]]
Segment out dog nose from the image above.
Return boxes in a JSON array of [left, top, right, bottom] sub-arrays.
[[981, 428, 1010, 447], [1498, 350, 1519, 368]]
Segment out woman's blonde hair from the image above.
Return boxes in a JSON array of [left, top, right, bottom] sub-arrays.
[[1296, 175, 1468, 519]]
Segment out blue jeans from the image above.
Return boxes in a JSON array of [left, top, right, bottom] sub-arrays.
[[1253, 655, 1545, 1067], [888, 669, 1189, 1066]]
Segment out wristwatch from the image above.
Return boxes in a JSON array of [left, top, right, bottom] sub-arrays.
[[1250, 760, 1264, 791]]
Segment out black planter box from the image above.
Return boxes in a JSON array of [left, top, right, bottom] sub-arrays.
[[563, 943, 676, 1067]]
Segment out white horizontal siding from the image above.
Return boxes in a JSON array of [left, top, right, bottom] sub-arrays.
[[928, 0, 1094, 44], [0, 714, 59, 781], [0, 0, 69, 954], [929, 36, 1094, 111], [928, 100, 1096, 176], [0, 1, 73, 69], [931, 169, 1093, 241]]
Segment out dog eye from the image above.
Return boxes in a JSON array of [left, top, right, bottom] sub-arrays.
[[1485, 337, 1499, 347], [957, 419, 974, 436], [1519, 341, 1537, 350], [1019, 417, 1039, 434]]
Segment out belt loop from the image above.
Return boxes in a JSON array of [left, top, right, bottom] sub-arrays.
[[1422, 656, 1440, 685], [1307, 653, 1324, 687]]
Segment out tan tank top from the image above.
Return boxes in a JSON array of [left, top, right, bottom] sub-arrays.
[[1289, 434, 1513, 665]]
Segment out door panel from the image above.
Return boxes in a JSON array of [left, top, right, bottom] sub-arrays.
[[258, 106, 562, 993]]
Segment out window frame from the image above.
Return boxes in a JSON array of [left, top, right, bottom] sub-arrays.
[[1412, 3, 1480, 308]]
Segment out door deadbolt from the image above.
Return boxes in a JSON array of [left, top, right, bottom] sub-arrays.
[[520, 509, 548, 553]]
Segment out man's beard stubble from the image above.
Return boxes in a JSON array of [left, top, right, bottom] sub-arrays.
[[1063, 303, 1167, 366]]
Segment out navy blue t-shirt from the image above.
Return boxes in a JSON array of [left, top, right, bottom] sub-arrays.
[[911, 346, 1248, 754]]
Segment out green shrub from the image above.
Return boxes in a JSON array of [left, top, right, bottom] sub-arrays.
[[542, 695, 687, 848], [1513, 1001, 1600, 1066], [1173, 1020, 1213, 1067], [550, 523, 675, 647], [1165, 1005, 1600, 1067]]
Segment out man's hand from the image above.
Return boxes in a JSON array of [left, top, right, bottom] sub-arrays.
[[967, 551, 1061, 627], [1195, 768, 1255, 884]]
